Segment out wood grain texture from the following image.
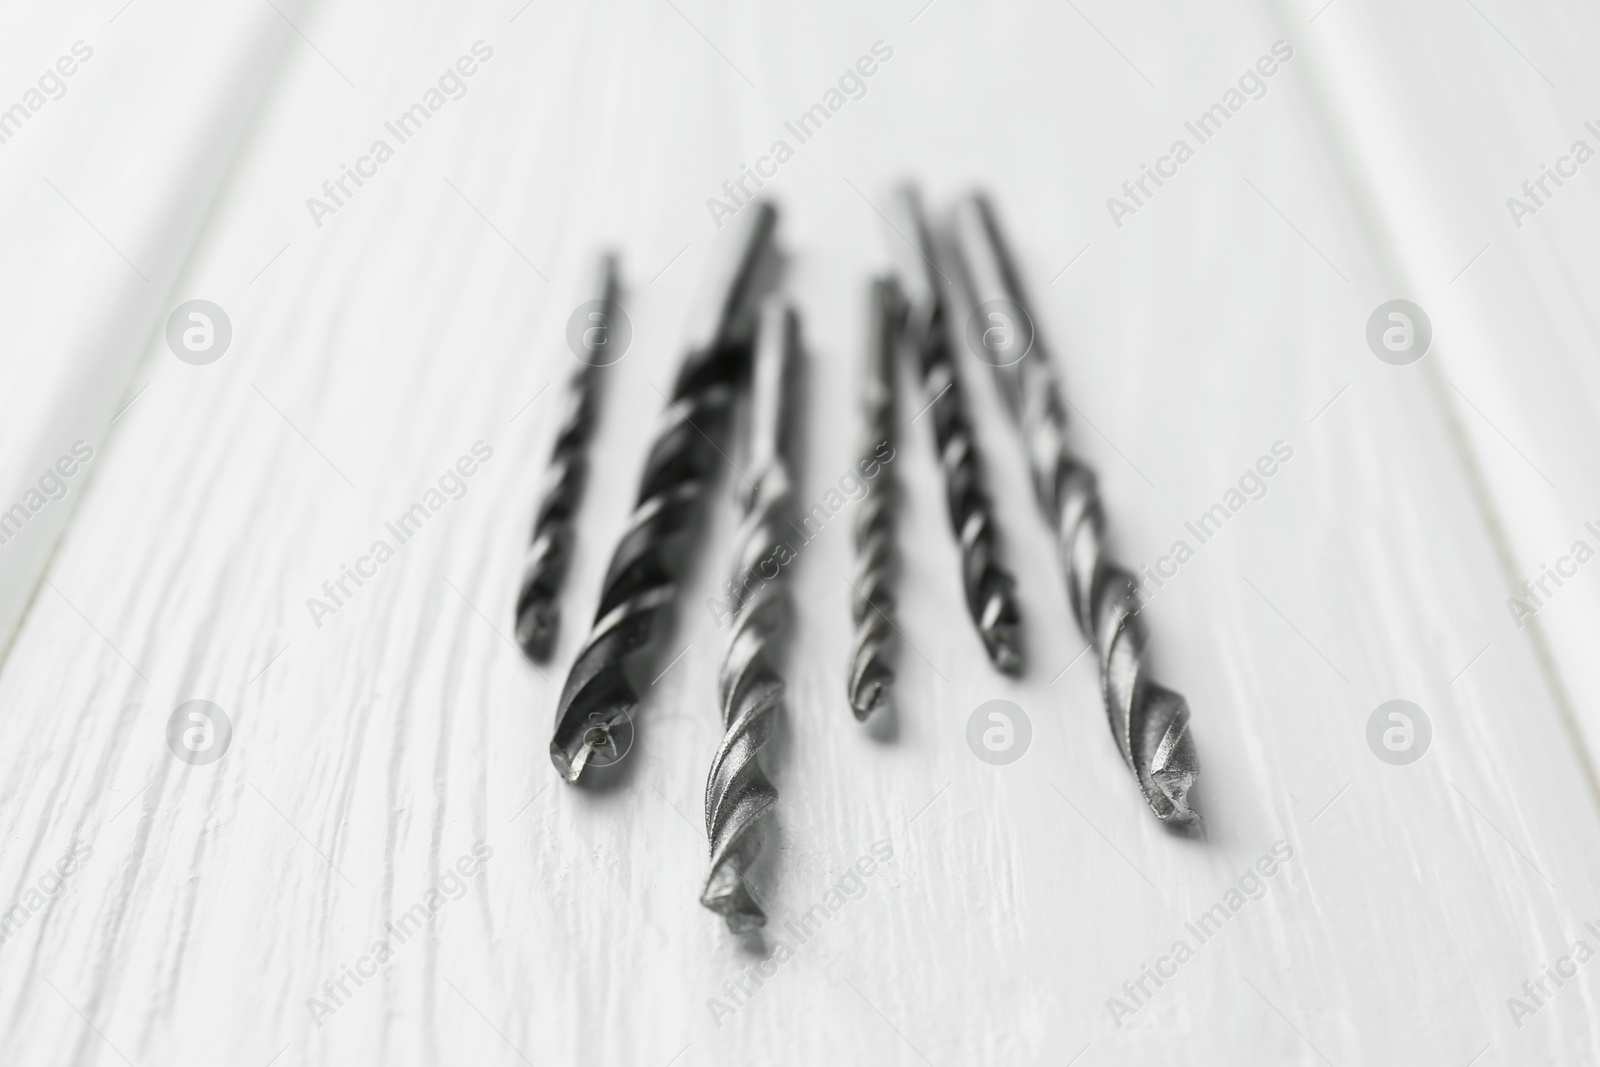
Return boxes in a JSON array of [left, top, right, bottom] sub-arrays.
[[0, 0, 300, 657], [2, 1, 1600, 1065], [1286, 0, 1600, 797]]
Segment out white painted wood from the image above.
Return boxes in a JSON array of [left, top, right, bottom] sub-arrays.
[[3, 1, 1600, 1065], [1277, 0, 1600, 811], [0, 0, 302, 658]]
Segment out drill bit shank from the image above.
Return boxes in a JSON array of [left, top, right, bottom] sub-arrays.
[[702, 297, 798, 932], [550, 205, 777, 782], [950, 193, 1198, 823]]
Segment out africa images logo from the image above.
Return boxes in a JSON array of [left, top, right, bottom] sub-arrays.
[[966, 700, 1032, 765], [166, 701, 233, 765]]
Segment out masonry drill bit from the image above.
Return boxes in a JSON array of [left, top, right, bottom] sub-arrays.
[[515, 253, 619, 662], [950, 193, 1198, 823], [890, 185, 1022, 674], [549, 204, 778, 782], [847, 277, 903, 720], [702, 297, 798, 932]]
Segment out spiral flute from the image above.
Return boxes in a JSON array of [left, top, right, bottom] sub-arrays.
[[549, 204, 778, 782], [515, 253, 618, 662], [951, 193, 1198, 822], [892, 185, 1023, 674], [702, 298, 797, 932], [847, 277, 903, 720]]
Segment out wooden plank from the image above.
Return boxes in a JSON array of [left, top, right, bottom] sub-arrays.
[[1280, 0, 1600, 817], [0, 0, 301, 658], [1, 1, 1598, 1064]]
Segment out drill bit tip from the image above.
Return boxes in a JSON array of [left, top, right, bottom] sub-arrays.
[[848, 683, 892, 722], [700, 873, 768, 932], [1137, 683, 1199, 823], [986, 628, 1023, 675], [514, 600, 559, 661], [548, 712, 631, 783]]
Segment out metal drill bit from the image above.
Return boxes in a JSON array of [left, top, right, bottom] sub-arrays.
[[890, 185, 1023, 674], [702, 297, 798, 932], [847, 277, 903, 720], [549, 204, 778, 782], [950, 193, 1198, 823], [515, 253, 619, 662]]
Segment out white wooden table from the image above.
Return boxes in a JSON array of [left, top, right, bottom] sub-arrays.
[[3, 0, 1600, 1063]]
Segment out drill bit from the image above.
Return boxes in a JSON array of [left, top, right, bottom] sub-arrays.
[[950, 192, 1198, 823], [515, 253, 619, 662], [549, 204, 778, 782], [847, 277, 903, 720], [702, 297, 798, 932], [890, 185, 1023, 674]]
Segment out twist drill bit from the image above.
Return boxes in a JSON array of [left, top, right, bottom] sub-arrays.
[[549, 204, 778, 782], [515, 253, 620, 662], [891, 185, 1023, 674], [702, 297, 798, 932], [950, 193, 1198, 823], [847, 277, 903, 720]]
